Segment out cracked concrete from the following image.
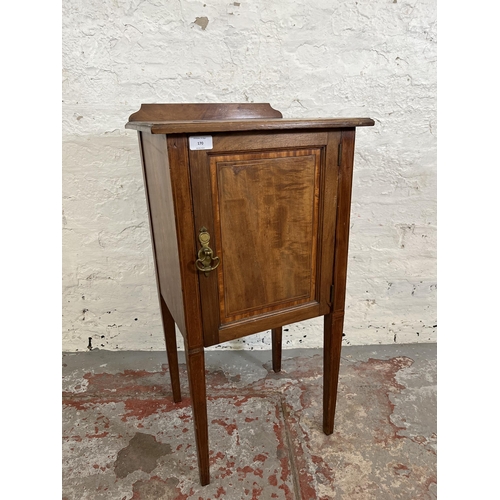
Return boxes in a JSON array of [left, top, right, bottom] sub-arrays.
[[62, 344, 436, 499]]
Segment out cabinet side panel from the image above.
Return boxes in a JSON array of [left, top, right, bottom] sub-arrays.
[[141, 132, 186, 334]]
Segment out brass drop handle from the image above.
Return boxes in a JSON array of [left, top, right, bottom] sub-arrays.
[[195, 228, 220, 276]]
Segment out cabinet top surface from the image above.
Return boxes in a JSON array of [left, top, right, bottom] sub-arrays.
[[126, 117, 375, 134], [125, 103, 374, 134]]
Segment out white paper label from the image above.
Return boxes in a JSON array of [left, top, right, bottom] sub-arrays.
[[189, 135, 213, 150]]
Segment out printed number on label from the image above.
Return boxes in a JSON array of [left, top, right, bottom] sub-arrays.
[[189, 136, 213, 150]]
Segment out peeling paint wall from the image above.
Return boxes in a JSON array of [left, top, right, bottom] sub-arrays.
[[62, 0, 437, 351]]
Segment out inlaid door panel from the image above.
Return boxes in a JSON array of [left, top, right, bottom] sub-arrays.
[[189, 132, 341, 346], [213, 150, 320, 322]]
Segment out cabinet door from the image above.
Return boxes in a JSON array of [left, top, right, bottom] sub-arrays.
[[189, 131, 341, 346]]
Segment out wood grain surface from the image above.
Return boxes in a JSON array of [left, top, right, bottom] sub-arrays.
[[128, 102, 283, 122], [214, 149, 321, 323], [130, 102, 374, 485], [126, 117, 375, 134], [140, 132, 186, 334]]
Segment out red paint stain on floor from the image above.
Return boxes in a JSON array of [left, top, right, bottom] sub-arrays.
[[63, 352, 435, 499], [213, 486, 226, 498], [210, 451, 225, 464], [236, 465, 264, 479], [271, 415, 294, 500], [210, 418, 237, 436], [352, 357, 414, 447], [130, 475, 193, 500], [216, 460, 235, 479], [122, 397, 190, 421], [85, 431, 109, 439], [251, 485, 264, 499]]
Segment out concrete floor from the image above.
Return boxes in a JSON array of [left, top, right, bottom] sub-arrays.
[[62, 344, 436, 499]]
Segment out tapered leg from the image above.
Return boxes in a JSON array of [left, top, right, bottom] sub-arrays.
[[271, 327, 282, 373], [323, 312, 344, 435], [160, 296, 182, 403], [185, 345, 210, 485]]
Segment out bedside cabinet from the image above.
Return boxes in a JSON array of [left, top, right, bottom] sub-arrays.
[[126, 103, 374, 485]]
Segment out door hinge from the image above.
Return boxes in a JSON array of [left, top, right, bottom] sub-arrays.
[[338, 142, 342, 166]]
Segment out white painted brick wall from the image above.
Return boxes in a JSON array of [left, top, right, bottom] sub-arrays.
[[62, 0, 437, 351]]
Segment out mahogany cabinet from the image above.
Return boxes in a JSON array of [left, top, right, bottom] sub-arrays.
[[125, 103, 374, 485]]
